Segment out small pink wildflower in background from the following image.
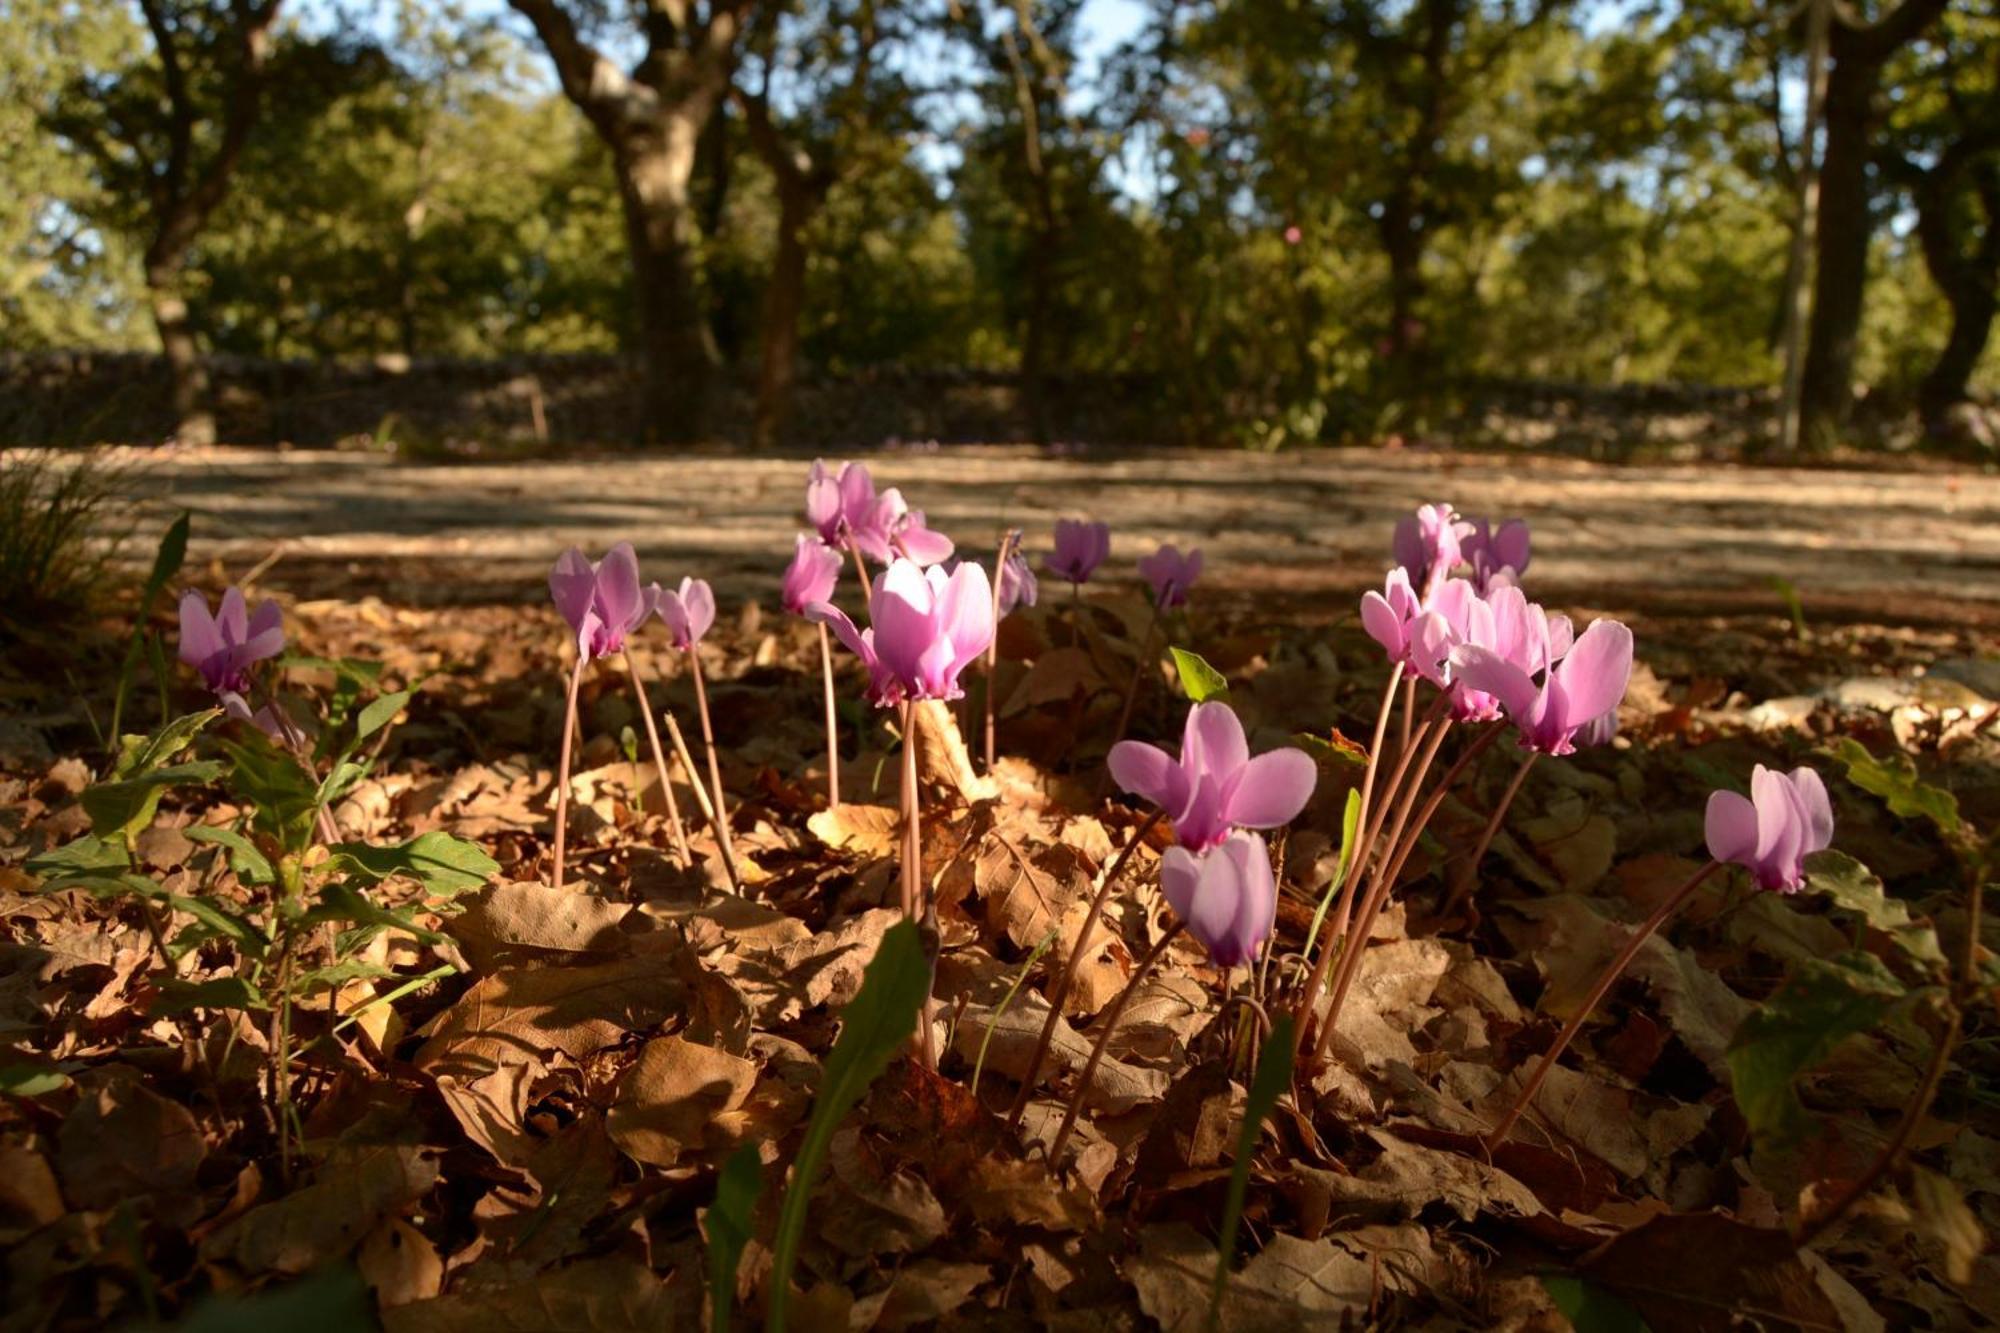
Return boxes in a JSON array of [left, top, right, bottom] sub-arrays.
[[656, 577, 716, 650], [1139, 543, 1202, 609], [1045, 519, 1110, 584]]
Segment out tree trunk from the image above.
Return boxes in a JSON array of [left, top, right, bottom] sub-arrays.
[[1798, 51, 1879, 451], [1798, 0, 1950, 450], [1021, 215, 1055, 448], [1915, 170, 2000, 433], [614, 115, 720, 445], [145, 250, 216, 446], [753, 178, 817, 450]]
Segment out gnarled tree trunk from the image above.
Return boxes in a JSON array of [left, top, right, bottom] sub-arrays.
[[1797, 0, 1949, 450]]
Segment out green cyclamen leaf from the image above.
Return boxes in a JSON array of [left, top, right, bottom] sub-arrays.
[[183, 825, 276, 886], [150, 976, 267, 1016], [25, 834, 132, 881], [326, 832, 499, 897], [115, 708, 223, 780], [1211, 1014, 1296, 1327], [1725, 952, 1915, 1148], [707, 1144, 763, 1333], [138, 1264, 375, 1333], [82, 761, 225, 844], [1169, 647, 1231, 703], [353, 688, 413, 748], [1803, 850, 1947, 977], [1824, 736, 1961, 837], [1540, 1276, 1650, 1333], [767, 919, 929, 1332]]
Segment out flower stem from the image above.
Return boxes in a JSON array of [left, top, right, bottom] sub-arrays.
[[1483, 859, 1720, 1153], [1007, 808, 1165, 1126], [664, 709, 740, 895], [1291, 671, 1406, 1054], [1315, 721, 1504, 1065], [1398, 674, 1416, 757], [984, 530, 1020, 773], [1047, 920, 1185, 1169], [622, 650, 691, 869], [817, 623, 841, 811], [1441, 750, 1536, 921], [845, 537, 874, 602], [687, 651, 740, 891], [901, 700, 937, 1069], [551, 653, 586, 890]]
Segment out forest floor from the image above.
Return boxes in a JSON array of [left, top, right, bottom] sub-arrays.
[[1, 442, 1997, 1330]]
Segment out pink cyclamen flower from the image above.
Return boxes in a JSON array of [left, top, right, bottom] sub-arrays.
[[550, 543, 659, 660], [1392, 502, 1468, 605], [1044, 519, 1110, 584], [854, 487, 955, 567], [783, 534, 843, 616], [806, 460, 876, 546], [1361, 568, 1453, 687], [178, 587, 285, 698], [809, 558, 994, 706], [998, 547, 1038, 617], [1283, 225, 1303, 246], [1705, 765, 1832, 893], [1139, 543, 1202, 609], [1451, 617, 1633, 757], [656, 577, 716, 651], [1461, 518, 1530, 593], [1160, 830, 1278, 968], [1108, 700, 1317, 852]]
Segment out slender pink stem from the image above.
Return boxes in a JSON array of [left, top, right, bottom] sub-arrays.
[[1398, 674, 1415, 756], [845, 537, 874, 603], [1007, 808, 1165, 1125], [1316, 721, 1504, 1065], [1441, 750, 1536, 920], [1484, 860, 1720, 1152], [622, 650, 691, 868], [1291, 670, 1404, 1055], [551, 654, 586, 889], [1047, 921, 1185, 1169], [817, 623, 840, 810], [984, 530, 1020, 773], [902, 700, 937, 1069], [688, 652, 742, 894]]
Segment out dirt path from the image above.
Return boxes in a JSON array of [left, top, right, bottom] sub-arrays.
[[115, 444, 2000, 629]]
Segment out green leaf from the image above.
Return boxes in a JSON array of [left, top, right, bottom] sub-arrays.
[[81, 761, 225, 845], [1540, 1276, 1650, 1333], [1803, 850, 1947, 977], [110, 515, 192, 747], [183, 825, 276, 886], [1169, 647, 1231, 703], [352, 688, 412, 748], [1725, 952, 1915, 1148], [0, 1063, 73, 1098], [707, 1144, 762, 1333], [25, 834, 131, 881], [1300, 790, 1363, 972], [767, 920, 929, 1333], [135, 1264, 375, 1333], [1824, 737, 1961, 837], [114, 708, 223, 780], [221, 735, 321, 851], [1211, 1014, 1296, 1326], [166, 893, 270, 952], [151, 976, 267, 1016], [325, 832, 498, 897], [305, 882, 448, 945]]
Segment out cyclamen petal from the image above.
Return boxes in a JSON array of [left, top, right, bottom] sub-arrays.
[[1045, 519, 1110, 583], [819, 557, 994, 705], [783, 534, 842, 615], [177, 587, 285, 697], [1160, 832, 1277, 967], [1705, 764, 1833, 892], [1105, 699, 1316, 852]]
